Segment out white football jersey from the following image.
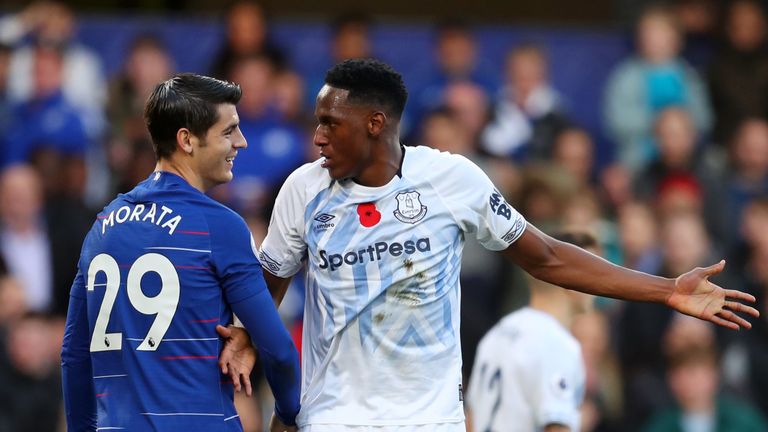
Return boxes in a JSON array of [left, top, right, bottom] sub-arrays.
[[259, 145, 527, 427], [467, 307, 585, 432]]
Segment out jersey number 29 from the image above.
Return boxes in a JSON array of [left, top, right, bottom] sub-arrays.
[[87, 253, 180, 352]]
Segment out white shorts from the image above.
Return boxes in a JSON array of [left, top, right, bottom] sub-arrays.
[[301, 422, 465, 432]]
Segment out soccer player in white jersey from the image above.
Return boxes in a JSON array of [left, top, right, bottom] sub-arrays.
[[466, 230, 600, 432], [219, 58, 758, 432]]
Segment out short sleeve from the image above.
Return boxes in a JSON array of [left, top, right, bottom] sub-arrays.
[[532, 346, 585, 431], [431, 154, 527, 251], [259, 168, 308, 278], [209, 211, 267, 304]]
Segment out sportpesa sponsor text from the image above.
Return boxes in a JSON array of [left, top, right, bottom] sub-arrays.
[[318, 237, 431, 271]]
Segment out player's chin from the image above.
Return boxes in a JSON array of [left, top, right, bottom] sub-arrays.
[[327, 166, 347, 180], [217, 170, 234, 184]]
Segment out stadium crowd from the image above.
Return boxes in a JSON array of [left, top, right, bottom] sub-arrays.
[[1, 0, 768, 431]]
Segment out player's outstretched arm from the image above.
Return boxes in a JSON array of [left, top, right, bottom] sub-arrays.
[[61, 271, 97, 431], [229, 288, 301, 427], [503, 223, 759, 329]]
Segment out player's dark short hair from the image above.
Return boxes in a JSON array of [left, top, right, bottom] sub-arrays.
[[144, 73, 242, 160], [324, 58, 408, 118]]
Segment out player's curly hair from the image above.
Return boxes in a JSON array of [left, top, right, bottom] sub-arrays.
[[144, 73, 242, 160], [324, 58, 408, 118]]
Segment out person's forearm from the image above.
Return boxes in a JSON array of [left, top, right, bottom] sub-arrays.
[[264, 271, 292, 306], [230, 289, 301, 425], [505, 225, 675, 304], [533, 241, 675, 303]]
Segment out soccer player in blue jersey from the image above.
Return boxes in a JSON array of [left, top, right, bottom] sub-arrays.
[[221, 59, 758, 432], [61, 73, 300, 432]]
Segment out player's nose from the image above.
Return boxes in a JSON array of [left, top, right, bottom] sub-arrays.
[[234, 129, 247, 149], [313, 125, 329, 147]]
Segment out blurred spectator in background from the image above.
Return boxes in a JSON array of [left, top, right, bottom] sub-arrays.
[[0, 165, 52, 313], [0, 313, 61, 432], [330, 12, 372, 62], [225, 54, 307, 217], [420, 107, 472, 155], [0, 163, 89, 317], [482, 43, 570, 162], [708, 0, 768, 146], [2, 42, 89, 167], [273, 67, 309, 125], [674, 0, 720, 69], [0, 1, 106, 134], [108, 34, 174, 145], [106, 34, 174, 194], [727, 198, 768, 417], [307, 12, 374, 109], [561, 188, 622, 264], [604, 4, 712, 173], [410, 19, 495, 136], [616, 201, 662, 274], [573, 309, 624, 432], [0, 276, 25, 331], [551, 126, 598, 189], [617, 211, 719, 431], [442, 80, 492, 147], [642, 321, 767, 432], [0, 43, 10, 139], [599, 163, 635, 215], [209, 0, 285, 79], [726, 118, 768, 244], [634, 107, 726, 246]]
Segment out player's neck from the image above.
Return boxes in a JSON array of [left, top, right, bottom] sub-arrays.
[[154, 159, 206, 192], [352, 139, 403, 187]]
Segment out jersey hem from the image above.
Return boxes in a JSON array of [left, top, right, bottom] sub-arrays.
[[298, 417, 465, 427]]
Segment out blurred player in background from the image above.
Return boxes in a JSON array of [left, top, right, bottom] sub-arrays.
[[466, 230, 600, 432], [222, 59, 757, 432], [60, 73, 300, 432]]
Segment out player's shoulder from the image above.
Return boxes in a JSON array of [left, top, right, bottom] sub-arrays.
[[279, 158, 334, 198], [404, 145, 473, 167], [403, 145, 483, 183], [288, 158, 331, 184]]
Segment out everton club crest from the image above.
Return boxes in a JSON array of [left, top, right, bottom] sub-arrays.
[[393, 190, 428, 224]]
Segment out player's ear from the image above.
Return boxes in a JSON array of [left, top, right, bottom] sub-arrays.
[[367, 111, 386, 137], [177, 128, 195, 155]]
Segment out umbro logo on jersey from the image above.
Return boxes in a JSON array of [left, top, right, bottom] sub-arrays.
[[313, 213, 336, 232], [259, 251, 281, 273], [314, 213, 335, 223]]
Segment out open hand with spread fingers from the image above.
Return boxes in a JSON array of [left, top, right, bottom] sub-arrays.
[[666, 260, 760, 330], [216, 325, 257, 396]]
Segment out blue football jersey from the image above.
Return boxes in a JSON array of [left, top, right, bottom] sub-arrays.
[[69, 171, 268, 431]]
